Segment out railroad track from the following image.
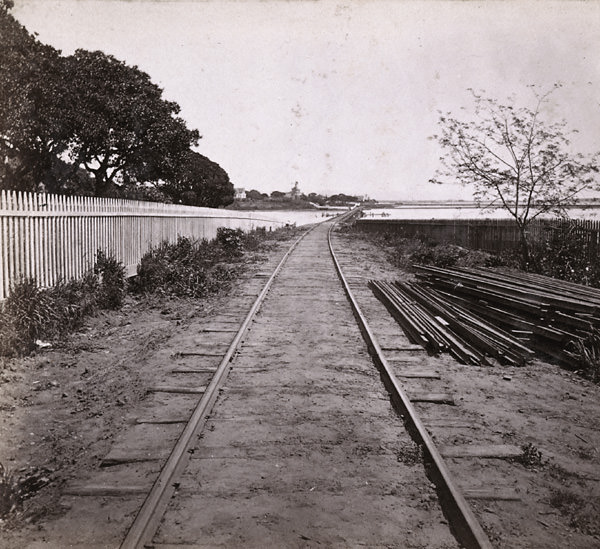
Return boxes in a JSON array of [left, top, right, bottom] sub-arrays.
[[46, 214, 493, 548]]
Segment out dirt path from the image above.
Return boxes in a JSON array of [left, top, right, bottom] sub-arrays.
[[150, 221, 457, 548]]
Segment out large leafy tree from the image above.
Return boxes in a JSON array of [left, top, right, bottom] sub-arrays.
[[430, 87, 599, 266], [160, 151, 234, 207], [61, 49, 200, 197], [0, 4, 71, 192], [1, 3, 234, 206]]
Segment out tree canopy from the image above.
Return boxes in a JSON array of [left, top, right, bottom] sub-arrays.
[[328, 193, 359, 203], [246, 189, 269, 200], [160, 151, 233, 208], [0, 5, 232, 207], [60, 49, 199, 197], [0, 6, 69, 192], [430, 87, 600, 264]]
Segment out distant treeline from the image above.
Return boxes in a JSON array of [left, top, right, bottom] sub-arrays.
[[242, 188, 363, 204]]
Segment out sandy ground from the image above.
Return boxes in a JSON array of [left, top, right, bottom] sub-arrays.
[[0, 223, 598, 548], [332, 228, 600, 549], [147, 222, 457, 548], [0, 238, 293, 547]]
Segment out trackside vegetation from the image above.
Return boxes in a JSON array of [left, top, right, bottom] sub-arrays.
[[347, 225, 600, 384], [0, 251, 125, 357], [0, 226, 300, 358]]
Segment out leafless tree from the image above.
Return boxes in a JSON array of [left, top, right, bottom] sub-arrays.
[[430, 86, 599, 266]]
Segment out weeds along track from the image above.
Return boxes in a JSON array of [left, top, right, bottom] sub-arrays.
[[40, 217, 491, 549]]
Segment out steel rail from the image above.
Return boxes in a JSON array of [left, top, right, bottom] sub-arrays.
[[120, 222, 321, 549], [327, 220, 493, 549]]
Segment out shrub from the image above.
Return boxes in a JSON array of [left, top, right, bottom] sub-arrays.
[[410, 243, 469, 268], [133, 237, 212, 297], [94, 250, 126, 309], [131, 226, 298, 297], [0, 278, 54, 355], [0, 251, 125, 357], [206, 264, 237, 291], [240, 227, 266, 251], [216, 227, 244, 255], [530, 225, 600, 287], [350, 228, 507, 271], [565, 331, 600, 384], [409, 242, 510, 269], [0, 225, 292, 356], [132, 233, 245, 298]]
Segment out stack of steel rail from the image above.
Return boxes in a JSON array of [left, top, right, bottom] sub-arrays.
[[411, 265, 600, 364], [369, 279, 534, 366]]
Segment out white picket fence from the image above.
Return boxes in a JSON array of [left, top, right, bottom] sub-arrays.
[[0, 190, 286, 300]]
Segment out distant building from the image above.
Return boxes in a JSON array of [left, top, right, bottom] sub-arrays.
[[234, 188, 247, 200], [286, 182, 301, 200]]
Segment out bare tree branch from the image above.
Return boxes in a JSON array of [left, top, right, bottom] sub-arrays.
[[430, 86, 599, 267]]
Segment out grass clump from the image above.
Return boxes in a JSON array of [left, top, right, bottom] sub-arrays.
[[565, 331, 600, 384], [94, 250, 126, 309], [549, 488, 600, 536], [0, 462, 51, 519], [0, 278, 54, 356], [513, 442, 545, 469], [0, 463, 20, 518], [0, 251, 125, 357]]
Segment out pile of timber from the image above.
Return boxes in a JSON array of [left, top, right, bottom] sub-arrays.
[[369, 279, 534, 366], [413, 265, 600, 365], [371, 266, 600, 367]]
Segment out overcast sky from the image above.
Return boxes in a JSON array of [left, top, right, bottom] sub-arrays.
[[11, 0, 600, 200]]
